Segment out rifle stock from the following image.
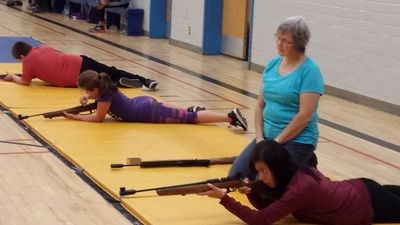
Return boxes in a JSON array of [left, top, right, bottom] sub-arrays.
[[18, 102, 97, 120], [110, 156, 237, 168], [155, 179, 245, 196], [119, 176, 259, 197]]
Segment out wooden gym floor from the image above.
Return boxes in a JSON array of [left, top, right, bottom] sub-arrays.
[[0, 2, 399, 224]]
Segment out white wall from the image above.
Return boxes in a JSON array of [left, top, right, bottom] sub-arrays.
[[170, 0, 204, 48], [251, 0, 400, 106], [131, 0, 150, 33]]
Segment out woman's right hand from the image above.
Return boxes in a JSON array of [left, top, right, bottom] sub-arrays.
[[80, 95, 89, 105], [238, 178, 252, 194]]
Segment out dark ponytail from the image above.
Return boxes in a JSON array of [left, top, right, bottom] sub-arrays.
[[78, 70, 117, 95]]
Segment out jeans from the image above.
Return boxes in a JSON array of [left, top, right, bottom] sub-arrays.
[[228, 138, 316, 179]]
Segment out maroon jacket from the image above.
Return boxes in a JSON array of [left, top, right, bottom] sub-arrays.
[[220, 169, 373, 225]]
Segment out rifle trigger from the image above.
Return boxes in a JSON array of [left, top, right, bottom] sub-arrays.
[[226, 187, 237, 193]]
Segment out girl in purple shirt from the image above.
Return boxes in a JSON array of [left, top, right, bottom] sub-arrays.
[[201, 140, 400, 225], [63, 70, 247, 130]]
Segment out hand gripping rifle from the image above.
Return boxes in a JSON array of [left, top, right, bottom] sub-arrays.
[[110, 156, 237, 168], [17, 102, 97, 120], [119, 176, 259, 196]]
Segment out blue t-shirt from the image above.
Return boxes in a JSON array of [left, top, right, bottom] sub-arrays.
[[262, 56, 324, 146]]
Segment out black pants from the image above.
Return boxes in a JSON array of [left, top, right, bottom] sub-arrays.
[[79, 55, 146, 83], [360, 178, 400, 223], [97, 3, 129, 23]]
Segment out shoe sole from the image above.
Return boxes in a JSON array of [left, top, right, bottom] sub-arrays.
[[148, 81, 158, 90], [119, 78, 143, 88], [233, 108, 248, 131]]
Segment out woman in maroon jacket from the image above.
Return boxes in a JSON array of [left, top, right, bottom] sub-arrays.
[[201, 140, 400, 225]]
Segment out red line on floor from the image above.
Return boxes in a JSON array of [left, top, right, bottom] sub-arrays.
[[321, 135, 400, 170]]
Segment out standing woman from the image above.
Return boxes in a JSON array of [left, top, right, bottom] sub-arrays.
[[229, 16, 324, 179], [201, 140, 400, 225]]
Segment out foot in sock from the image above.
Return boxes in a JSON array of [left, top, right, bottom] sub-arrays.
[[187, 106, 206, 112]]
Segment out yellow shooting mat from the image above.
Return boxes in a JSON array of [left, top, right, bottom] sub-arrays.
[[0, 63, 22, 75], [0, 81, 264, 225]]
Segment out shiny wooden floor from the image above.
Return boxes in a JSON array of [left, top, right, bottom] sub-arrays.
[[0, 2, 399, 224]]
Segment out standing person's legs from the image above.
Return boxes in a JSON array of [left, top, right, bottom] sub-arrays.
[[361, 178, 400, 223], [89, 2, 128, 33], [88, 8, 106, 32]]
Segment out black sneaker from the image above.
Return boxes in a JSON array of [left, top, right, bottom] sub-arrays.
[[228, 108, 248, 131], [119, 77, 143, 88], [89, 25, 105, 33], [187, 106, 206, 112], [31, 6, 43, 13], [144, 79, 158, 90]]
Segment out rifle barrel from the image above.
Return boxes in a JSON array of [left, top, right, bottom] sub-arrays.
[[18, 102, 97, 120], [119, 177, 244, 197], [112, 157, 237, 168], [140, 159, 210, 167]]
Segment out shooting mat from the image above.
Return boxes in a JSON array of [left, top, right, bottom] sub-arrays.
[[0, 81, 283, 225]]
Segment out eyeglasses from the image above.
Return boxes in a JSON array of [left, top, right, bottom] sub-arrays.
[[273, 34, 294, 45], [258, 168, 270, 175]]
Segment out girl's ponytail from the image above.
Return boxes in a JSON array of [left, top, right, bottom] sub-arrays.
[[78, 70, 117, 95]]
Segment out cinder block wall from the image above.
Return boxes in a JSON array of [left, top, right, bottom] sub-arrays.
[[251, 0, 400, 110], [170, 0, 204, 51]]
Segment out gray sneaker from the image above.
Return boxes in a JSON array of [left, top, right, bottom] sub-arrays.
[[119, 77, 143, 88], [228, 108, 248, 131]]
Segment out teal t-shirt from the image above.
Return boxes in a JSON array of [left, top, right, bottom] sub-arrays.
[[262, 56, 324, 146]]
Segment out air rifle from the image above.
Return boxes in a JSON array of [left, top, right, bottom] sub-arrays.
[[110, 156, 237, 168], [17, 102, 97, 120], [119, 176, 260, 196]]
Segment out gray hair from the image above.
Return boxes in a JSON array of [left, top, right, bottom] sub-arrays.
[[276, 16, 310, 53]]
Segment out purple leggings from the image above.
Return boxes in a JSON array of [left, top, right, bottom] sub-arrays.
[[130, 96, 197, 124]]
